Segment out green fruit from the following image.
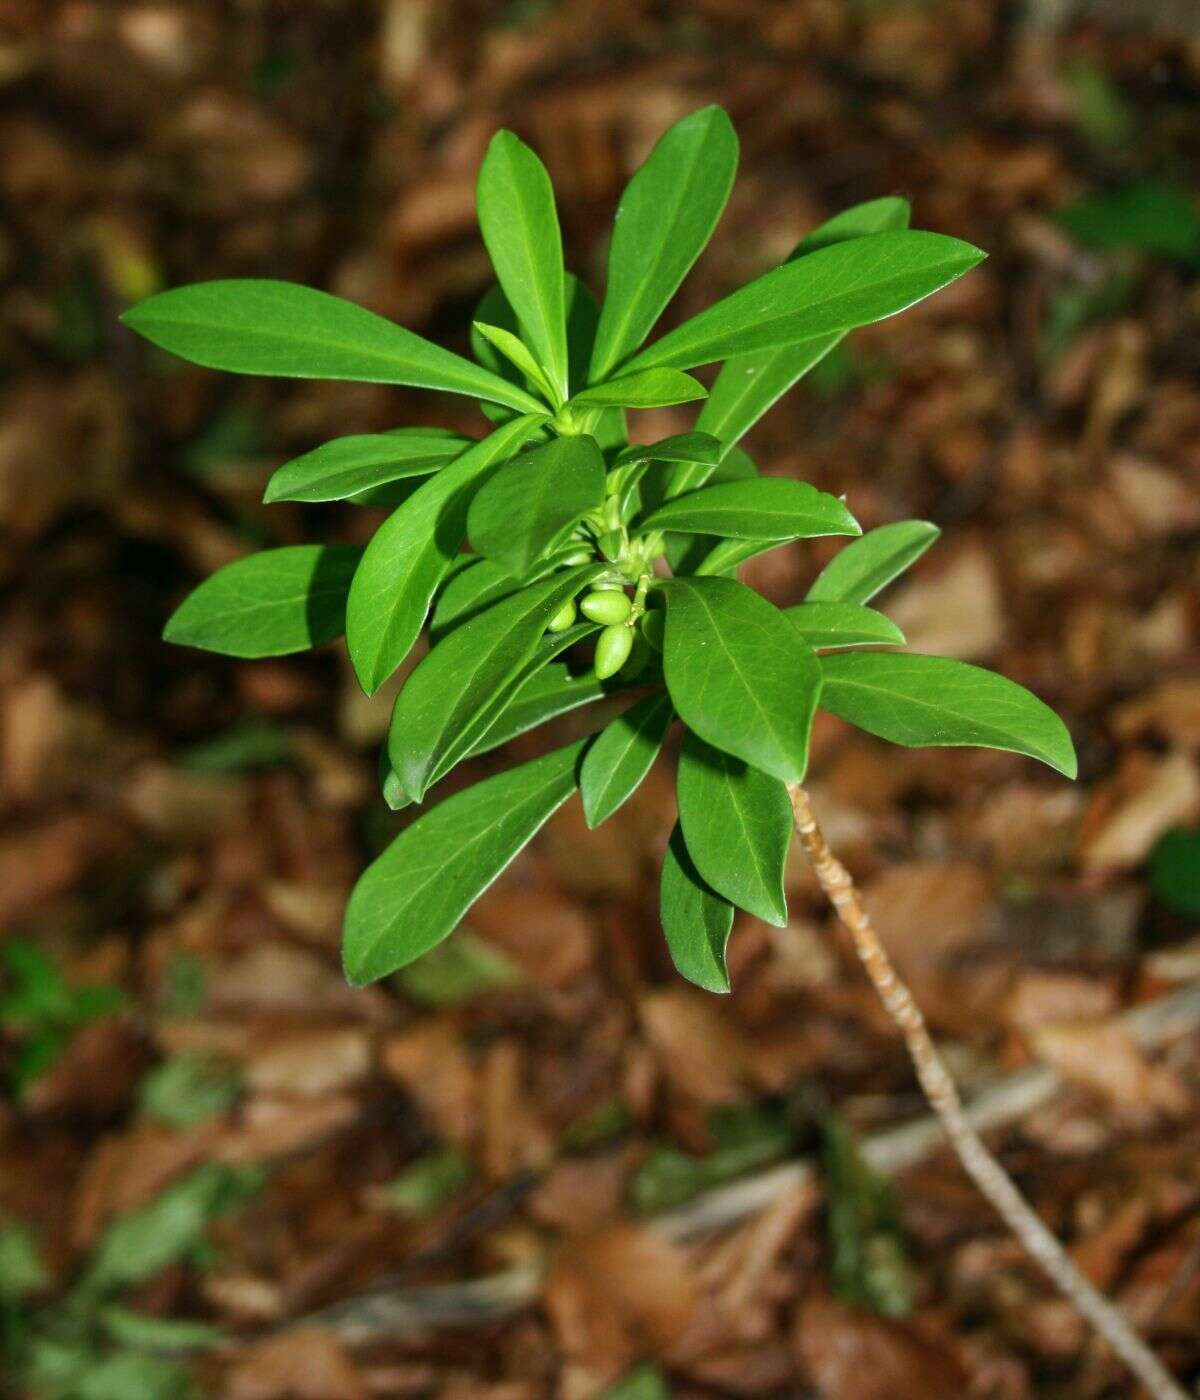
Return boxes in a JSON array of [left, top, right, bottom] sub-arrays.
[[640, 609, 665, 651], [594, 624, 634, 679], [546, 598, 577, 633], [580, 590, 632, 626]]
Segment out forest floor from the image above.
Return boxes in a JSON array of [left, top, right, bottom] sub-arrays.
[[2, 3, 1200, 1397]]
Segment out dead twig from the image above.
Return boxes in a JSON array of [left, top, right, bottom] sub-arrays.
[[270, 979, 1200, 1351]]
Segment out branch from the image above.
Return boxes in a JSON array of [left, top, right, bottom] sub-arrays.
[[787, 783, 1187, 1400], [266, 981, 1200, 1352]]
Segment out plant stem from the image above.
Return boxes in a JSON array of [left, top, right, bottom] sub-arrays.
[[787, 784, 1186, 1400]]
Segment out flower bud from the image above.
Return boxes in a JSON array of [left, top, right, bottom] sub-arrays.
[[594, 624, 634, 679], [580, 590, 632, 626]]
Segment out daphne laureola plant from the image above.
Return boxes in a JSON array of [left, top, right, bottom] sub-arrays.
[[122, 108, 1184, 1396]]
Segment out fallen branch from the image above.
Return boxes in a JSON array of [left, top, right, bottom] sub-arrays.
[[271, 978, 1200, 1351]]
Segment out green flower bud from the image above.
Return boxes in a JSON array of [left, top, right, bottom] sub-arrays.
[[639, 608, 665, 652], [594, 624, 633, 679], [580, 590, 632, 626], [546, 598, 577, 633]]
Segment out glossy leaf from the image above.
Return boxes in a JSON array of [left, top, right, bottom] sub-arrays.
[[661, 444, 757, 577], [641, 477, 860, 540], [346, 414, 548, 694], [264, 433, 466, 504], [580, 692, 674, 828], [806, 520, 940, 604], [436, 623, 600, 779], [121, 280, 542, 412], [163, 545, 360, 657], [430, 557, 523, 640], [677, 732, 791, 925], [660, 823, 734, 994], [477, 131, 569, 401], [344, 741, 585, 985], [819, 652, 1078, 777], [568, 367, 706, 410], [388, 563, 603, 801], [621, 231, 984, 373], [785, 601, 905, 649], [468, 434, 605, 578], [468, 659, 624, 759], [691, 203, 912, 459], [472, 321, 558, 405], [795, 196, 913, 255], [660, 576, 822, 784], [613, 432, 723, 471], [590, 105, 738, 380]]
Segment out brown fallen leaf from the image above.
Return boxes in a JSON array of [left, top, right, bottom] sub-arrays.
[[223, 1327, 368, 1400], [638, 987, 748, 1106], [244, 1028, 372, 1099], [885, 543, 1005, 660], [1030, 1021, 1190, 1117], [1079, 750, 1200, 873], [381, 1020, 478, 1146], [794, 1293, 967, 1400]]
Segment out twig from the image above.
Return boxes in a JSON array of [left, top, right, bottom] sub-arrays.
[[274, 980, 1200, 1350], [787, 783, 1187, 1400]]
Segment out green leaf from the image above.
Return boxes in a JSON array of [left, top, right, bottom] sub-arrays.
[[821, 1114, 913, 1319], [590, 105, 738, 380], [660, 822, 734, 994], [388, 563, 603, 801], [580, 692, 673, 828], [430, 557, 523, 639], [660, 444, 758, 576], [819, 652, 1078, 777], [177, 718, 292, 773], [467, 434, 605, 578], [785, 601, 905, 649], [121, 280, 543, 412], [472, 320, 558, 404], [622, 231, 984, 373], [696, 197, 912, 460], [613, 432, 723, 471], [1149, 828, 1200, 917], [660, 577, 822, 785], [568, 367, 706, 410], [641, 477, 860, 540], [374, 1146, 474, 1216], [137, 1052, 241, 1128], [344, 741, 584, 984], [396, 929, 522, 1005], [163, 544, 360, 658], [1057, 178, 1200, 261], [0, 1224, 47, 1303], [380, 632, 613, 814], [477, 131, 569, 402], [676, 732, 792, 926], [100, 1304, 225, 1353], [631, 1103, 791, 1212], [465, 662, 623, 757], [599, 1363, 671, 1400], [264, 433, 466, 504], [794, 196, 914, 255], [346, 414, 547, 693], [85, 1163, 261, 1292], [806, 520, 940, 604]]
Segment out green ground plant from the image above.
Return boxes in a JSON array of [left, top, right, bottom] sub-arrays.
[[123, 107, 1184, 1397], [123, 105, 1071, 990]]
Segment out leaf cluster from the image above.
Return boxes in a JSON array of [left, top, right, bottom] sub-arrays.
[[125, 106, 1075, 994]]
